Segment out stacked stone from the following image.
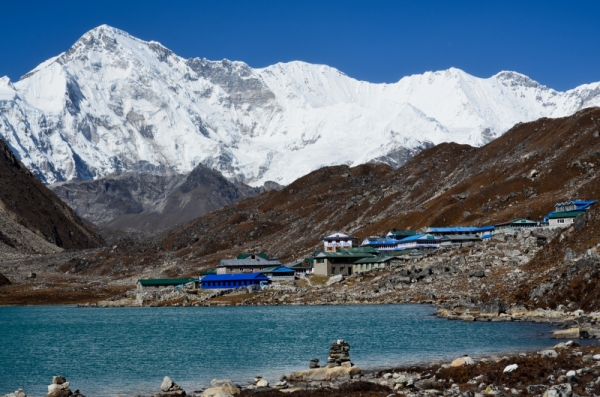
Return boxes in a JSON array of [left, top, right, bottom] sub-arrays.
[[308, 358, 320, 369], [326, 339, 352, 368], [153, 376, 185, 397], [46, 376, 84, 397]]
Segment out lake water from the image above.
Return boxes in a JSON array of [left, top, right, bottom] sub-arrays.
[[0, 305, 556, 397]]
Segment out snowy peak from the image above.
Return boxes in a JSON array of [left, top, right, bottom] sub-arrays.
[[0, 76, 17, 101], [2, 25, 600, 187]]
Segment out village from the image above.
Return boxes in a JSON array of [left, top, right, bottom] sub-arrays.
[[134, 199, 596, 294]]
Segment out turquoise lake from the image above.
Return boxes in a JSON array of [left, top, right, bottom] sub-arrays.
[[0, 305, 556, 396]]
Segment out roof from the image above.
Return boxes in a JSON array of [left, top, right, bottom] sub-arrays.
[[260, 266, 296, 274], [315, 251, 373, 259], [398, 234, 440, 243], [201, 273, 270, 282], [138, 278, 196, 286], [289, 259, 314, 269], [354, 256, 399, 264], [387, 249, 413, 256], [237, 253, 269, 260], [547, 210, 586, 219], [387, 230, 418, 237], [340, 247, 380, 254], [199, 269, 217, 276], [217, 257, 282, 267], [323, 232, 357, 241], [440, 234, 482, 241], [496, 219, 539, 227], [426, 226, 495, 233], [555, 200, 596, 211]]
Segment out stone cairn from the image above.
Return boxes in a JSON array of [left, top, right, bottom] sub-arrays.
[[153, 376, 185, 397], [46, 376, 85, 397], [326, 339, 353, 368]]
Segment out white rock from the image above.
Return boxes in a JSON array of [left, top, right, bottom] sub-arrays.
[[593, 354, 600, 360], [256, 379, 269, 388], [566, 370, 576, 377], [539, 350, 558, 358], [503, 364, 518, 373], [161, 376, 174, 392]]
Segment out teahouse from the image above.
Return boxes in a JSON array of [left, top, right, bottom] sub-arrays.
[[200, 273, 271, 289], [216, 254, 281, 274], [322, 232, 359, 252]]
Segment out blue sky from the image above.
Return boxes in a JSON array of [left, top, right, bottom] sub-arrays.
[[1, 1, 599, 91]]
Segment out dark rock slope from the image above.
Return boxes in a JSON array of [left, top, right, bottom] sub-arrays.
[[51, 164, 275, 232], [0, 139, 104, 254]]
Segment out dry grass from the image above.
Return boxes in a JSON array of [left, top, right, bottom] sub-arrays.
[[306, 275, 329, 285], [0, 284, 131, 305]]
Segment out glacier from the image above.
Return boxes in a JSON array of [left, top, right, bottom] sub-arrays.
[[1, 25, 600, 186]]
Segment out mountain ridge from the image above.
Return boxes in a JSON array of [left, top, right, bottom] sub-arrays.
[[2, 25, 600, 187], [0, 137, 104, 256]]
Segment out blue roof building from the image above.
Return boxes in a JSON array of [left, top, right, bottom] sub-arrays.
[[544, 200, 596, 223], [360, 236, 403, 251], [425, 226, 494, 237], [396, 234, 442, 249], [200, 273, 271, 289], [260, 266, 296, 281]]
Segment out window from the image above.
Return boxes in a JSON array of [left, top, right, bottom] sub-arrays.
[[558, 219, 565, 224], [317, 258, 324, 264]]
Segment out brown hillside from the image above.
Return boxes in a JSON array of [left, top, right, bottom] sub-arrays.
[[0, 139, 105, 253], [85, 107, 599, 279]]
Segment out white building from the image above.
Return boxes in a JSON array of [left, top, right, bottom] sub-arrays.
[[322, 232, 359, 252]]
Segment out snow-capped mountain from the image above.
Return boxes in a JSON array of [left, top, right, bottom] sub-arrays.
[[1, 25, 600, 186]]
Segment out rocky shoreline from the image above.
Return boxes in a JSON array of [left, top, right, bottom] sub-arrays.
[[5, 339, 600, 397]]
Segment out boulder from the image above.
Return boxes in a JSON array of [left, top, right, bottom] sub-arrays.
[[286, 366, 361, 382], [530, 283, 553, 299], [272, 381, 288, 390], [538, 350, 558, 358], [161, 377, 174, 392], [527, 385, 548, 394], [543, 383, 572, 397], [48, 383, 69, 393], [450, 356, 474, 367], [256, 379, 269, 388], [3, 389, 27, 397], [326, 275, 344, 286], [503, 364, 518, 373], [200, 389, 233, 397], [207, 380, 239, 396], [552, 328, 589, 339], [152, 376, 185, 397], [480, 300, 506, 316], [53, 377, 67, 385]]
